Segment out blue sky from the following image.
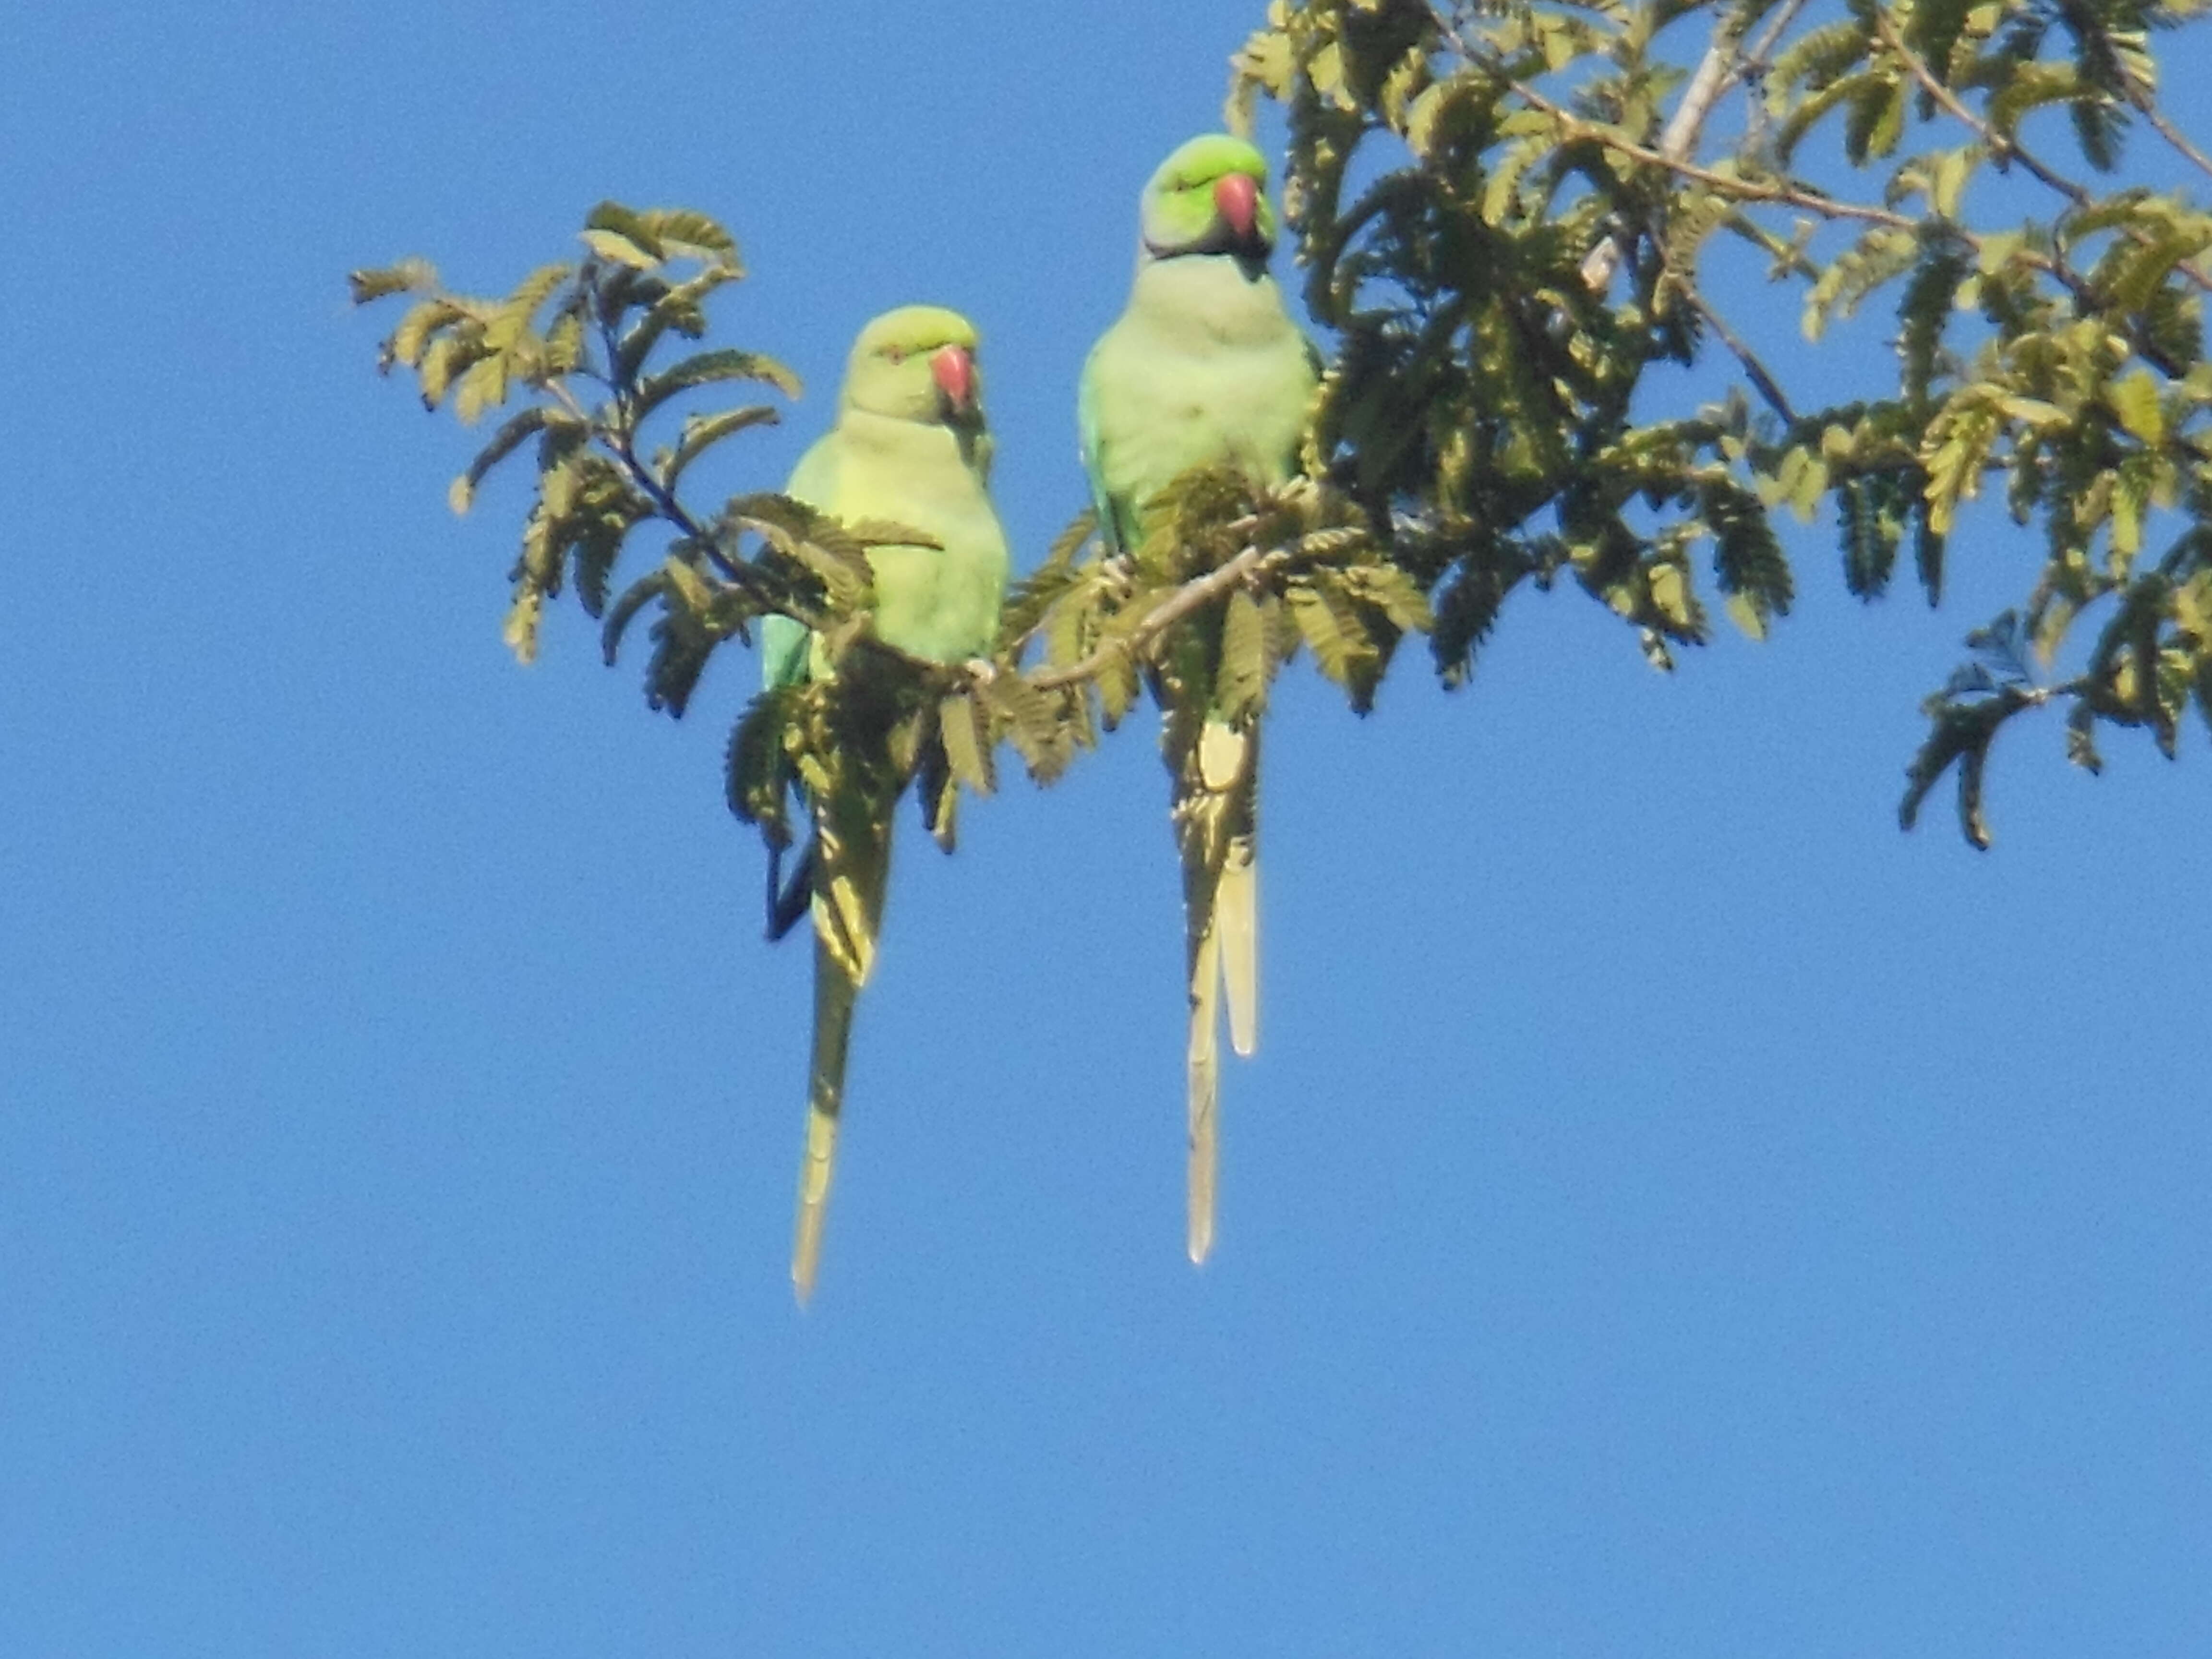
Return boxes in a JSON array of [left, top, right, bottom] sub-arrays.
[[6, 1, 2212, 1653]]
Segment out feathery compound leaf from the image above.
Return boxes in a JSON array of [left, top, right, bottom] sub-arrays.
[[661, 405, 780, 494], [998, 557, 1089, 654], [1705, 479, 1794, 640], [450, 406, 565, 514], [2108, 224, 2211, 313], [1914, 502, 1947, 605], [986, 674, 1078, 783], [348, 258, 437, 304], [1770, 17, 1876, 96], [1988, 60, 2086, 144], [1842, 75, 1907, 164], [636, 208, 741, 268], [939, 692, 997, 796], [1045, 507, 1098, 569], [1955, 739, 1994, 848], [581, 228, 660, 270], [791, 529, 877, 613], [1431, 555, 1520, 687], [1215, 589, 1272, 723], [1776, 68, 1887, 166], [635, 349, 802, 420], [591, 266, 673, 331], [1042, 571, 1091, 672], [1288, 577, 1383, 710], [2067, 697, 2105, 773], [1899, 241, 1971, 405], [416, 331, 484, 409], [503, 583, 546, 665], [727, 688, 797, 845], [582, 201, 669, 266], [601, 570, 666, 666], [451, 353, 509, 426], [644, 601, 718, 717], [383, 297, 464, 372], [570, 515, 631, 620], [504, 505, 562, 666], [1805, 226, 1921, 340], [1094, 644, 1142, 727], [1838, 472, 1909, 599], [616, 266, 743, 381], [1899, 697, 2009, 847], [726, 493, 876, 609], [2108, 367, 2165, 444], [1340, 560, 1434, 635], [497, 262, 574, 338]]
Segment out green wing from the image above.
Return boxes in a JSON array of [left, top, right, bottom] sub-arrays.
[[1076, 348, 1130, 552]]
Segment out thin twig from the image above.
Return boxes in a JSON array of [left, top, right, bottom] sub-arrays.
[[1513, 64, 2190, 368], [1743, 0, 1816, 78], [551, 357, 793, 614], [1734, 0, 1819, 173], [1026, 535, 1280, 693], [2126, 78, 2212, 188], [1677, 281, 1797, 423], [1511, 78, 1920, 232], [1582, 21, 1747, 289], [1563, 0, 1820, 291], [1870, 8, 2090, 209], [1871, 8, 2212, 300]]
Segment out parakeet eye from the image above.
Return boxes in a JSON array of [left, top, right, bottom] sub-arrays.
[[884, 347, 907, 364]]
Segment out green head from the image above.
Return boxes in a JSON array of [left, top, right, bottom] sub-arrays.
[[839, 305, 986, 427], [1137, 134, 1277, 262]]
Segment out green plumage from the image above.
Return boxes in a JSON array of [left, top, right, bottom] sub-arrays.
[[767, 304, 1009, 1301], [1078, 135, 1318, 1264]]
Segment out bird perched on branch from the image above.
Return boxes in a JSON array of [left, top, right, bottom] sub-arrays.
[[763, 305, 1008, 1301], [1079, 135, 1318, 1263]]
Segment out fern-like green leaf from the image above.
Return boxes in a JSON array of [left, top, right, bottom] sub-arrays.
[[634, 349, 802, 421]]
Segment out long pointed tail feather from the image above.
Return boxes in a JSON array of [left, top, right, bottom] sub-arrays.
[[792, 928, 859, 1303], [789, 788, 890, 1305], [1176, 712, 1262, 1264], [1186, 893, 1222, 1264], [1217, 839, 1258, 1060], [1201, 717, 1260, 1059]]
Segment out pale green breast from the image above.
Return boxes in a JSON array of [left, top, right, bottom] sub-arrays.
[[799, 409, 1009, 666], [1082, 255, 1317, 550]]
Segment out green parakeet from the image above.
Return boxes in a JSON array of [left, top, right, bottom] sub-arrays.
[[763, 304, 1009, 1302], [1079, 134, 1318, 1264]]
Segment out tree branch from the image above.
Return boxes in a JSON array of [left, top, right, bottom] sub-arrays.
[[1024, 530, 1280, 694], [1574, 0, 1818, 291], [1869, 8, 2091, 209], [1676, 280, 1797, 423], [1515, 64, 2192, 381], [1584, 25, 1736, 287], [1870, 8, 2212, 299], [2124, 77, 2212, 190], [550, 355, 806, 625], [1509, 78, 1920, 233]]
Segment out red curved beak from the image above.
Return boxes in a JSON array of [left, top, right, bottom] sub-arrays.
[[1214, 172, 1259, 240], [930, 343, 975, 411]]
